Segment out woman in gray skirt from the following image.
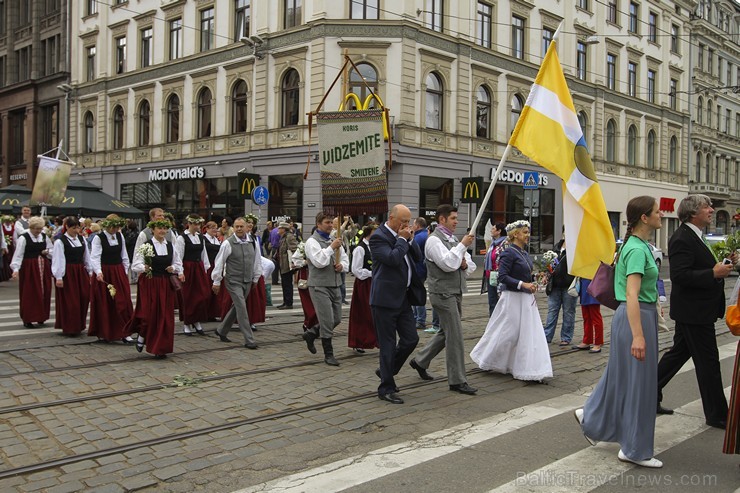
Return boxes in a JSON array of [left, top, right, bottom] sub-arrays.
[[574, 195, 663, 468]]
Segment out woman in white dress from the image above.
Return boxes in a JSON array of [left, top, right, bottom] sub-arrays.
[[470, 220, 553, 381]]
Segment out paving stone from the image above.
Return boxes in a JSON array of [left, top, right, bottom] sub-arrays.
[[121, 475, 159, 491], [152, 464, 188, 481], [18, 477, 59, 492], [45, 480, 85, 493]]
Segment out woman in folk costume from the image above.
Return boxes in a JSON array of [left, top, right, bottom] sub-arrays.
[[203, 221, 226, 321], [128, 220, 183, 359], [175, 214, 210, 336], [1, 215, 14, 282], [470, 220, 552, 382], [51, 217, 93, 336], [347, 222, 378, 353], [244, 214, 267, 331], [89, 214, 133, 343], [11, 216, 53, 328]]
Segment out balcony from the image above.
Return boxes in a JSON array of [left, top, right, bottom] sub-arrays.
[[689, 181, 730, 197]]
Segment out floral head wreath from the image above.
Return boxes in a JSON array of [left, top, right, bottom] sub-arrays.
[[100, 216, 126, 229], [505, 220, 530, 233], [186, 215, 205, 224], [147, 219, 171, 230], [0, 214, 15, 223], [244, 213, 259, 225]]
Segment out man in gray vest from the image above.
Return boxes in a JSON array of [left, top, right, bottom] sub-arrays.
[[410, 204, 478, 395], [303, 211, 349, 366], [211, 217, 263, 349], [13, 206, 32, 244], [133, 207, 176, 254]]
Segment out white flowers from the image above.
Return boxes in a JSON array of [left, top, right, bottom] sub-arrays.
[[505, 220, 531, 233], [541, 250, 558, 266], [137, 243, 155, 278]]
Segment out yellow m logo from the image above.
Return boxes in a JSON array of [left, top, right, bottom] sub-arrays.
[[62, 196, 75, 204], [463, 181, 480, 200], [111, 200, 128, 208], [338, 93, 390, 141], [1, 198, 19, 205], [241, 177, 257, 196]]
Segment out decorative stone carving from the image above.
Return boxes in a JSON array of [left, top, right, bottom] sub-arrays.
[[281, 132, 298, 141], [427, 135, 442, 145], [196, 143, 210, 151]]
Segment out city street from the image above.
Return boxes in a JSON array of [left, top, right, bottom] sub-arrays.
[[0, 262, 738, 492]]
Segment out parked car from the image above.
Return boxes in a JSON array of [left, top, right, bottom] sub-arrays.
[[616, 239, 664, 268]]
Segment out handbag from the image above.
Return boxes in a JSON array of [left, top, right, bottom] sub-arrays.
[[168, 274, 183, 291], [297, 279, 308, 290], [567, 276, 580, 297], [489, 270, 498, 287], [586, 262, 618, 310]]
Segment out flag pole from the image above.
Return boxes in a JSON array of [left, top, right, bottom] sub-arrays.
[[469, 144, 512, 236]]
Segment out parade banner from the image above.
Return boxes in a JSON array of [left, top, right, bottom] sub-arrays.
[[31, 156, 73, 206], [317, 109, 387, 214]]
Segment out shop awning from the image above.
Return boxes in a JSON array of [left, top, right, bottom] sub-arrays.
[[0, 185, 32, 212], [14, 180, 144, 218]]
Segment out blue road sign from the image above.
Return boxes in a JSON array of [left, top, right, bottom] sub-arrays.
[[523, 171, 539, 190], [252, 186, 269, 206]]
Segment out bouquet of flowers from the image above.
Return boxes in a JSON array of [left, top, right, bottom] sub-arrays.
[[534, 250, 559, 290], [290, 242, 307, 270], [3, 234, 11, 248], [137, 243, 155, 278], [107, 284, 117, 299]]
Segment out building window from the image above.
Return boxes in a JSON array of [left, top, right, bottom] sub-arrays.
[[705, 153, 712, 181], [726, 109, 731, 134], [716, 104, 721, 131], [10, 110, 25, 165], [476, 86, 491, 139], [707, 48, 714, 75], [628, 61, 637, 97], [648, 12, 657, 42], [607, 0, 618, 23], [577, 0, 589, 10], [476, 2, 492, 48], [510, 94, 524, 133], [86, 46, 96, 81], [576, 42, 587, 80], [606, 119, 616, 162], [577, 111, 589, 148], [20, 0, 30, 25], [232, 80, 248, 133], [0, 56, 5, 88], [627, 125, 637, 165], [512, 16, 525, 59], [607, 53, 617, 90], [86, 0, 97, 15], [737, 114, 740, 139], [200, 8, 214, 52], [169, 19, 182, 60], [235, 0, 251, 41], [348, 63, 378, 107], [113, 106, 124, 150], [542, 28, 554, 58], [628, 2, 639, 34], [166, 95, 180, 143], [84, 112, 94, 153], [669, 136, 677, 173], [284, 0, 302, 28], [647, 69, 656, 103], [669, 78, 677, 110], [115, 37, 126, 74], [706, 99, 712, 128], [197, 88, 212, 138], [695, 152, 702, 182], [17, 46, 31, 81], [425, 72, 443, 130], [727, 62, 732, 86], [43, 36, 59, 77], [0, 0, 5, 36], [281, 69, 300, 127], [39, 104, 58, 154], [138, 100, 150, 147], [647, 130, 655, 169], [351, 0, 378, 20], [671, 24, 680, 53], [140, 28, 152, 68], [697, 97, 703, 125], [425, 0, 443, 32], [45, 0, 60, 13], [698, 44, 704, 71]]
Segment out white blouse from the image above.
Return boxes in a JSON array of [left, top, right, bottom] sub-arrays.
[[10, 233, 53, 272], [51, 234, 93, 279]]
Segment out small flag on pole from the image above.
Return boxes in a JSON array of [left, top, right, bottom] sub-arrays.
[[509, 32, 614, 278]]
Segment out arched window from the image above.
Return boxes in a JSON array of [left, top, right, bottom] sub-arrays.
[[232, 80, 248, 133], [510, 94, 524, 134], [348, 63, 378, 108], [138, 100, 150, 147], [425, 72, 443, 130], [706, 152, 712, 181], [84, 112, 94, 153], [197, 88, 212, 138], [669, 136, 677, 173], [281, 69, 300, 127], [695, 152, 702, 182], [166, 94, 180, 143], [606, 119, 616, 162], [627, 125, 637, 165], [577, 111, 588, 148], [697, 97, 703, 125], [476, 86, 491, 139], [113, 105, 124, 150], [706, 99, 712, 127], [646, 130, 656, 169]]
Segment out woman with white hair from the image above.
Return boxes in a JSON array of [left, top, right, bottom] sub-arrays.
[[10, 216, 54, 328]]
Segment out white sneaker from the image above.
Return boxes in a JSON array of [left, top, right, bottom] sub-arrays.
[[618, 449, 663, 468], [573, 409, 597, 446]]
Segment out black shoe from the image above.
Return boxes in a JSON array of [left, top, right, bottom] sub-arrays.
[[449, 383, 477, 395], [277, 305, 293, 310], [136, 341, 144, 353], [353, 348, 365, 354], [244, 343, 258, 350], [409, 359, 434, 380], [706, 419, 727, 430], [184, 331, 194, 336], [36, 322, 46, 327], [375, 369, 399, 392], [195, 329, 205, 336], [378, 393, 404, 404], [154, 354, 167, 359], [251, 325, 258, 332], [214, 329, 231, 343], [121, 338, 131, 344], [324, 355, 340, 366], [321, 338, 339, 366], [303, 330, 317, 354], [657, 405, 674, 415], [23, 323, 34, 328]]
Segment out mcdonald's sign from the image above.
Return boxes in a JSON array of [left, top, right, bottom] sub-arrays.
[[461, 177, 483, 204], [238, 173, 259, 200], [1, 198, 19, 206], [62, 196, 76, 204], [339, 93, 390, 141], [111, 200, 128, 208]]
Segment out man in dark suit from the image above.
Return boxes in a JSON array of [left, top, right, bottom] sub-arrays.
[[370, 204, 424, 404], [657, 194, 732, 428]]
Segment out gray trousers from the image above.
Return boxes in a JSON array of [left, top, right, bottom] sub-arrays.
[[308, 286, 342, 338], [218, 281, 255, 345], [414, 292, 467, 386]]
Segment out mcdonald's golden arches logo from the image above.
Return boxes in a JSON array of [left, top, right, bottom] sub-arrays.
[[339, 93, 390, 141], [111, 200, 128, 208], [461, 177, 483, 204], [237, 173, 259, 200], [1, 198, 19, 205], [62, 196, 75, 204]]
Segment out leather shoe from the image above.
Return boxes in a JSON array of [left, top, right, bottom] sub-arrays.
[[656, 404, 674, 415], [409, 359, 434, 380], [195, 328, 205, 336], [275, 304, 286, 309], [378, 393, 404, 404], [244, 343, 258, 350], [277, 305, 293, 310], [135, 341, 144, 353], [302, 331, 317, 354], [214, 329, 231, 343], [706, 419, 727, 430], [375, 369, 399, 392], [23, 323, 34, 328], [449, 383, 477, 395]]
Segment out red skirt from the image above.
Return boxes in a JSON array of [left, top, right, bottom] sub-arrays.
[[219, 282, 234, 320], [53, 264, 91, 335], [19, 257, 52, 324], [297, 267, 318, 331], [179, 261, 210, 324], [723, 341, 740, 454], [89, 264, 133, 341], [347, 277, 377, 349], [207, 266, 221, 320], [0, 244, 12, 282], [246, 276, 267, 324], [126, 274, 175, 356]]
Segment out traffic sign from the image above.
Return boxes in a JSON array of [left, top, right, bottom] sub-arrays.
[[523, 171, 539, 189], [252, 186, 269, 206]]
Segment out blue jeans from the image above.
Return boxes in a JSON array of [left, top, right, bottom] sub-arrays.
[[412, 305, 426, 328], [543, 287, 576, 343], [487, 284, 499, 316]]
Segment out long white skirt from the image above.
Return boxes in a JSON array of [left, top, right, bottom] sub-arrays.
[[470, 290, 553, 381]]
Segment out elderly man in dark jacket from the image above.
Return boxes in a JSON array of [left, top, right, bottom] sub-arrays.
[[276, 222, 298, 309]]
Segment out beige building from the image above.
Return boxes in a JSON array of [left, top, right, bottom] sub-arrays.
[[68, 0, 702, 252]]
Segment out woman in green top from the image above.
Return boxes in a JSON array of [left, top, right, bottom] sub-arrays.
[[575, 195, 664, 468]]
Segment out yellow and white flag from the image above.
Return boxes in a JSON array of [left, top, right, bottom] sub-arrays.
[[509, 37, 614, 278]]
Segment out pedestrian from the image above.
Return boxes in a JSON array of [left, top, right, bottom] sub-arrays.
[[348, 221, 378, 354], [1, 215, 14, 282], [410, 205, 477, 395], [302, 212, 349, 366], [175, 214, 210, 336], [411, 217, 428, 330], [211, 217, 263, 350], [133, 208, 175, 254], [543, 232, 577, 346], [470, 220, 552, 382], [10, 216, 53, 328], [89, 214, 133, 343], [86, 222, 101, 249], [292, 246, 319, 333], [482, 222, 507, 316], [51, 217, 92, 336], [269, 220, 281, 285], [723, 340, 740, 455], [575, 195, 664, 468], [128, 219, 183, 358], [656, 194, 732, 428], [219, 217, 234, 239], [244, 214, 267, 331], [275, 221, 298, 309], [13, 206, 32, 244], [122, 219, 139, 283], [573, 277, 603, 353], [261, 221, 274, 257]]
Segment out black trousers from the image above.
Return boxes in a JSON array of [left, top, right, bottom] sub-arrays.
[[657, 321, 728, 422], [372, 297, 419, 396], [280, 271, 294, 307]]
